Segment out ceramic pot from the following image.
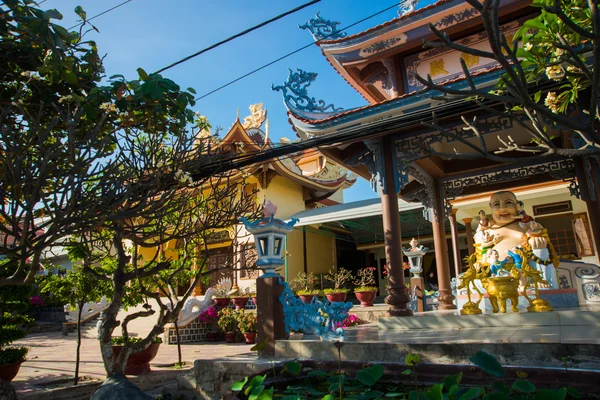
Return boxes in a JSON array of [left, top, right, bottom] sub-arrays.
[[298, 294, 316, 304], [112, 343, 160, 375], [0, 361, 22, 382], [225, 331, 236, 343], [325, 292, 347, 302], [231, 297, 249, 310], [206, 331, 219, 342], [354, 290, 377, 307], [213, 297, 231, 308], [243, 332, 257, 344]]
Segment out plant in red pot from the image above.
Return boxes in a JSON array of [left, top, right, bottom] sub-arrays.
[[0, 273, 31, 382], [198, 306, 220, 342], [353, 267, 378, 307], [230, 293, 250, 310], [211, 278, 233, 308], [323, 267, 353, 302], [217, 307, 238, 343], [111, 336, 162, 375], [236, 311, 257, 344], [291, 272, 320, 303]]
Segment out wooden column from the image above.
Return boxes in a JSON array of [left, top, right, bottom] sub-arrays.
[[431, 180, 456, 310], [577, 158, 600, 256], [381, 137, 412, 317], [463, 218, 474, 256], [448, 208, 462, 278], [256, 276, 286, 358]]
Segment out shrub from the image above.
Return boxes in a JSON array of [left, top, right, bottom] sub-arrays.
[[353, 267, 377, 291], [236, 311, 257, 333], [111, 336, 163, 346], [324, 268, 353, 291], [217, 308, 238, 332]]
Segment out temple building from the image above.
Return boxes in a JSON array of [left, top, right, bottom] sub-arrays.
[[274, 0, 600, 314]]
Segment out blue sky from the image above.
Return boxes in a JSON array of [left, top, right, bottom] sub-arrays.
[[49, 0, 429, 203]]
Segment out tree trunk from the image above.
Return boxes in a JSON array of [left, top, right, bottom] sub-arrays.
[[174, 321, 182, 366], [74, 301, 84, 385]]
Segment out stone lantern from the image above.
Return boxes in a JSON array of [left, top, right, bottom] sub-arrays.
[[241, 201, 298, 278], [402, 238, 428, 278]]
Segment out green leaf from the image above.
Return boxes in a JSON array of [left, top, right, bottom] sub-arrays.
[[305, 387, 324, 396], [248, 385, 266, 400], [402, 369, 412, 375], [469, 351, 505, 377], [356, 364, 384, 386], [62, 70, 78, 84], [308, 370, 327, 378], [282, 396, 301, 400], [361, 390, 385, 399], [449, 385, 459, 398], [257, 387, 274, 400], [322, 395, 335, 400], [44, 9, 63, 20], [284, 361, 302, 376], [534, 90, 542, 103], [512, 379, 537, 393], [566, 387, 581, 399], [244, 374, 267, 396], [523, 18, 547, 31], [425, 383, 444, 400], [74, 6, 87, 21], [443, 372, 462, 389], [535, 388, 566, 400], [491, 382, 508, 393], [187, 87, 197, 94], [231, 376, 248, 392], [137, 68, 150, 81], [250, 337, 269, 352], [385, 393, 404, 398], [327, 374, 345, 385], [458, 387, 485, 400], [483, 393, 509, 400]]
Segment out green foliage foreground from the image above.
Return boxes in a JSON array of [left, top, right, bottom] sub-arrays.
[[231, 351, 585, 400]]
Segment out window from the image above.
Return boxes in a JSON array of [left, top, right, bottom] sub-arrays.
[[240, 244, 259, 280], [536, 212, 594, 259]]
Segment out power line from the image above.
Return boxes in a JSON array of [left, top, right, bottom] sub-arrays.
[[155, 0, 321, 74], [68, 0, 134, 30], [195, 0, 405, 101]]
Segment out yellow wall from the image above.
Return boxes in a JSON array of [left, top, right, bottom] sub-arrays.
[[285, 229, 305, 282], [260, 175, 306, 220], [305, 228, 335, 276]]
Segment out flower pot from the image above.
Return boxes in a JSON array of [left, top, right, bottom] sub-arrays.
[[225, 331, 236, 343], [213, 297, 231, 308], [299, 294, 316, 304], [231, 297, 249, 310], [325, 292, 347, 302], [0, 362, 22, 382], [355, 290, 377, 307], [206, 331, 219, 342], [112, 343, 161, 375], [243, 332, 257, 344]]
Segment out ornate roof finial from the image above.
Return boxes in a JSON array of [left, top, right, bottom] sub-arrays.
[[398, 0, 419, 16], [263, 200, 277, 218], [272, 69, 344, 113], [299, 12, 346, 41]]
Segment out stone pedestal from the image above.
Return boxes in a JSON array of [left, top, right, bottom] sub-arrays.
[[410, 276, 426, 313], [257, 276, 286, 358]]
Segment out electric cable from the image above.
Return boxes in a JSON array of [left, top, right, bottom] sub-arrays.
[[68, 0, 134, 30], [195, 0, 407, 101], [154, 0, 321, 74]]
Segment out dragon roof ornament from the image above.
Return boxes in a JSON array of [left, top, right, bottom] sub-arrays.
[[272, 69, 344, 114], [398, 0, 420, 16], [298, 12, 347, 41]]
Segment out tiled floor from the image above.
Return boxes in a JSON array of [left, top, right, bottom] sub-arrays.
[[12, 331, 254, 396]]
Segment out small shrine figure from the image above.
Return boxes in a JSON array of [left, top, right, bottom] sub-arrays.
[[480, 231, 503, 256], [527, 220, 543, 238], [408, 238, 421, 252], [487, 249, 504, 276], [477, 210, 489, 231], [517, 201, 534, 228]]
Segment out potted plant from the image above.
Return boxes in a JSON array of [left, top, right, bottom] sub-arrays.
[[211, 280, 231, 308], [218, 307, 238, 343], [236, 311, 257, 344], [111, 336, 162, 375], [198, 306, 220, 342], [291, 272, 319, 303], [230, 292, 251, 310], [353, 267, 378, 307], [323, 267, 353, 302], [0, 271, 30, 382]]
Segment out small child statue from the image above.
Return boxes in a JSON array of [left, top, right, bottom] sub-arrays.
[[477, 210, 489, 231], [517, 200, 534, 228]]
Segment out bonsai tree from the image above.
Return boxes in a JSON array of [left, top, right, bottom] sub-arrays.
[[324, 268, 353, 294], [353, 267, 378, 292], [291, 272, 318, 295]]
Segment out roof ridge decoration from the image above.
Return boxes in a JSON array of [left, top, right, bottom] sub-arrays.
[[298, 12, 346, 41], [272, 69, 344, 113], [398, 0, 420, 17]]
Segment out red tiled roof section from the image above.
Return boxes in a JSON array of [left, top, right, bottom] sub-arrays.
[[0, 223, 45, 248], [318, 0, 455, 45], [289, 64, 504, 124]]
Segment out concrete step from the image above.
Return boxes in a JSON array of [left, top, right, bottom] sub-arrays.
[[378, 310, 600, 330]]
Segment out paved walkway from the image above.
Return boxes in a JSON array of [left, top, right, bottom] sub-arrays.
[[12, 331, 254, 396]]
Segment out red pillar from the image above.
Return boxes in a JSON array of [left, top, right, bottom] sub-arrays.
[[381, 137, 412, 317], [431, 180, 456, 310], [448, 208, 462, 278]]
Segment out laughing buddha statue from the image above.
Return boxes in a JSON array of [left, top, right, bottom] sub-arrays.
[[461, 190, 559, 314]]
